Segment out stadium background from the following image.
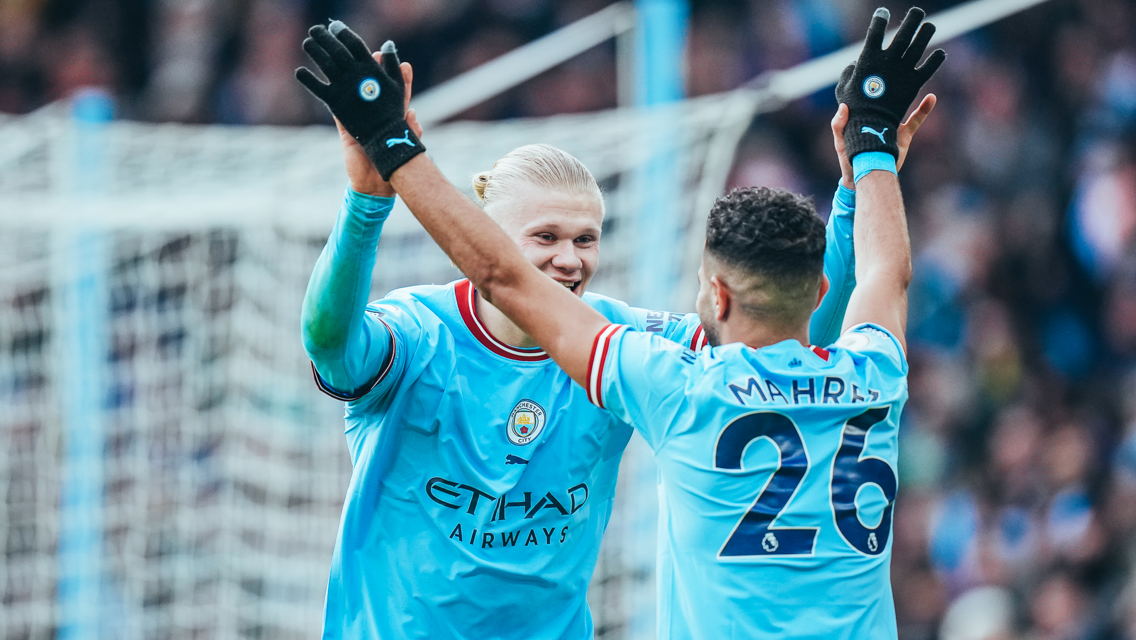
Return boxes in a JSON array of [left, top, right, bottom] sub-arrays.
[[2, 0, 1136, 638]]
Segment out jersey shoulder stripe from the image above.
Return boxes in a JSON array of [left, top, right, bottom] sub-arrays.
[[587, 324, 627, 409], [581, 292, 707, 350]]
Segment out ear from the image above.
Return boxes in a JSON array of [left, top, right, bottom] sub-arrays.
[[711, 275, 731, 322], [814, 274, 830, 311]]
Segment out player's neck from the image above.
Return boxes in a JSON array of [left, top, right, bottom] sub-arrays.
[[475, 291, 540, 349], [718, 318, 811, 350]]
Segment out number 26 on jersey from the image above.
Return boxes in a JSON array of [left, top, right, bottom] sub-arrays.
[[713, 407, 895, 558]]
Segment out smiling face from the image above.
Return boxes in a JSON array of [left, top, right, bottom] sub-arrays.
[[484, 181, 604, 297]]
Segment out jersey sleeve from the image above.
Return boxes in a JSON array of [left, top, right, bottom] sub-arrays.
[[831, 322, 908, 377], [810, 182, 857, 347], [663, 313, 709, 352], [311, 299, 423, 407], [586, 324, 698, 451], [302, 188, 415, 403], [622, 306, 709, 351]]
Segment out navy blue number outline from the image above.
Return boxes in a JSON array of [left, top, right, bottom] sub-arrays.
[[713, 411, 819, 559]]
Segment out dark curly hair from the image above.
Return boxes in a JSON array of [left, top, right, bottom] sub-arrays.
[[704, 187, 826, 321]]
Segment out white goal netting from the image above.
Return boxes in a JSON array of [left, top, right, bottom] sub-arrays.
[[0, 92, 758, 640]]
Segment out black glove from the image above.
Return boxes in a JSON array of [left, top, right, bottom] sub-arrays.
[[295, 21, 425, 180], [835, 7, 946, 159]]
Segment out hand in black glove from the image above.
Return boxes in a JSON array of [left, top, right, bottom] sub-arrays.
[[836, 7, 946, 160], [295, 21, 425, 180]]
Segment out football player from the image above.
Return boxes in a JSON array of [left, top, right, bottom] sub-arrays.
[[295, 10, 935, 637]]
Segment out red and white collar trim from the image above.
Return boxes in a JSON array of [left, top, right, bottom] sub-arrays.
[[690, 325, 709, 352], [455, 279, 549, 362], [810, 345, 830, 361]]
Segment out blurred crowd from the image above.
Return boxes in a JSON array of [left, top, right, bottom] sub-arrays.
[[5, 0, 1136, 638], [0, 0, 625, 122], [746, 1, 1136, 638]]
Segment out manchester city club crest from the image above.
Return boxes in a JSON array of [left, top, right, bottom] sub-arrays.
[[358, 78, 380, 101], [862, 75, 885, 98], [507, 399, 546, 445]]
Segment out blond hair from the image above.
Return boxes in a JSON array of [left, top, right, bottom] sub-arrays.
[[471, 144, 604, 221]]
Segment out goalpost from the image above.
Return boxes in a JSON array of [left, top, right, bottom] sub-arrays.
[[0, 0, 1051, 638], [0, 84, 763, 640]]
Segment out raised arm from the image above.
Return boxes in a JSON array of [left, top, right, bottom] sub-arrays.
[[834, 7, 946, 353], [818, 93, 936, 347], [300, 53, 421, 396], [637, 89, 938, 351], [811, 182, 858, 347], [295, 22, 617, 388], [841, 170, 911, 352], [301, 189, 393, 395]]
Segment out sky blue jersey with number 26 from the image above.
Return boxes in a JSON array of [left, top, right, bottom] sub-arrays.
[[585, 322, 908, 640]]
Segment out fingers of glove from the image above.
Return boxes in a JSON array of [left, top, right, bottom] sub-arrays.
[[839, 62, 855, 85], [329, 21, 373, 63], [862, 7, 890, 56], [916, 48, 947, 85], [888, 7, 926, 57], [836, 62, 856, 97], [379, 41, 404, 89], [302, 37, 339, 78], [295, 67, 332, 101], [902, 21, 936, 65], [309, 25, 355, 71]]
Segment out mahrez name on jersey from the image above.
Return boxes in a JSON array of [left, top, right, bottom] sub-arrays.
[[727, 375, 881, 406]]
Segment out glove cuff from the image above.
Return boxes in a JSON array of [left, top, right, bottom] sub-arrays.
[[843, 114, 899, 160], [852, 152, 897, 183], [360, 120, 426, 181]]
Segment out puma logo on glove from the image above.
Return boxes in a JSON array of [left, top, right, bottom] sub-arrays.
[[861, 126, 888, 144], [386, 130, 415, 147]]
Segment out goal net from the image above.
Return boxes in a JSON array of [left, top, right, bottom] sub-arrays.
[[0, 91, 759, 640]]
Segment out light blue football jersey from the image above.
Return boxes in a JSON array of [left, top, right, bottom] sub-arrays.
[[586, 322, 908, 640], [315, 279, 703, 639], [304, 185, 857, 639]]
